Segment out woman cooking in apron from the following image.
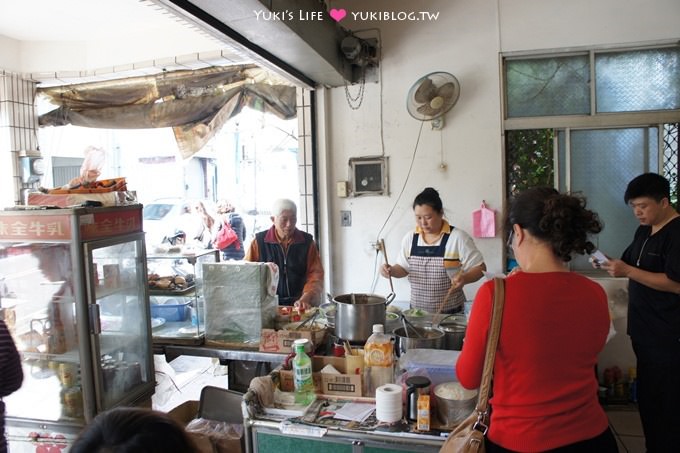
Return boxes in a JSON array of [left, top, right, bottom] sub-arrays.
[[380, 187, 486, 314]]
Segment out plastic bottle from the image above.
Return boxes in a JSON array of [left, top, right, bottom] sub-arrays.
[[628, 367, 637, 403], [292, 338, 315, 405], [363, 324, 394, 397]]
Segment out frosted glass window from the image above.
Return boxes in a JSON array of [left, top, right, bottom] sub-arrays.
[[559, 128, 659, 271], [596, 48, 680, 112], [505, 56, 590, 118]]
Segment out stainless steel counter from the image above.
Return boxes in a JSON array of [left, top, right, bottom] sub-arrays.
[[161, 344, 287, 364], [241, 390, 446, 453]]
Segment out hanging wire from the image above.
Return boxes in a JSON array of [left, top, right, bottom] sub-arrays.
[[439, 128, 447, 170], [344, 64, 366, 110], [375, 120, 425, 241], [368, 121, 425, 293], [376, 29, 386, 157]]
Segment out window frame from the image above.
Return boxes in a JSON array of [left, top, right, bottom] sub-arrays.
[[503, 41, 680, 131], [501, 42, 680, 271]]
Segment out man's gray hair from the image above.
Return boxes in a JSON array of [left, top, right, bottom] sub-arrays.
[[272, 198, 297, 216]]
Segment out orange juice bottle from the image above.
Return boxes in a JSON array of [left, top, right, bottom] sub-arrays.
[[363, 324, 394, 396]]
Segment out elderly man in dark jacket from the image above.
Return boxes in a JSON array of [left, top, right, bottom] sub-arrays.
[[245, 199, 324, 310]]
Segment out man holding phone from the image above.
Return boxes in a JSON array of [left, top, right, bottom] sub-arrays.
[[599, 173, 680, 452]]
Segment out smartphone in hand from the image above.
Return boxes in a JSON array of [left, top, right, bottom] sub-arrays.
[[590, 249, 609, 264]]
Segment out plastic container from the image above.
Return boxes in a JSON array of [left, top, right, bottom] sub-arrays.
[[363, 324, 394, 397], [292, 338, 315, 405], [150, 300, 191, 322], [399, 348, 460, 387]]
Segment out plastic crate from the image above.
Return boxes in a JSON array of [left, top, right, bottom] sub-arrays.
[[150, 301, 190, 322]]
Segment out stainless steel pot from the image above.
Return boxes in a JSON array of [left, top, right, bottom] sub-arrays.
[[437, 314, 467, 351], [393, 326, 445, 357], [333, 292, 395, 342]]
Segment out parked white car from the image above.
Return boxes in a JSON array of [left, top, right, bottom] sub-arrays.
[[142, 198, 215, 247]]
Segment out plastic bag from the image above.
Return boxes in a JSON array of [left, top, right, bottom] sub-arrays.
[[472, 201, 496, 238], [66, 146, 106, 189]]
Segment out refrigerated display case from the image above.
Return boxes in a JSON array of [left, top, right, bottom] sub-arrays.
[[146, 249, 219, 345], [0, 205, 155, 452]]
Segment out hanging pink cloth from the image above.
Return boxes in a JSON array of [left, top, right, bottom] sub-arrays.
[[472, 201, 496, 238]]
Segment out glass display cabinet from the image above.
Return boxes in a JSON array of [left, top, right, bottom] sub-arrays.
[[0, 205, 155, 451], [146, 249, 219, 346]]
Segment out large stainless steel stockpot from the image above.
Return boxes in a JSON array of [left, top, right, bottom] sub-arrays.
[[437, 314, 467, 350], [393, 325, 446, 357], [333, 292, 395, 342]]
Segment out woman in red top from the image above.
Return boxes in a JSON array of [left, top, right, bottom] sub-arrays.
[[456, 187, 617, 452]]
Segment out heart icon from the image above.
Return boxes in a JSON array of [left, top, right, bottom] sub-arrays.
[[329, 8, 347, 22]]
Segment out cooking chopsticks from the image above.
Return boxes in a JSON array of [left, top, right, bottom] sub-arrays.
[[295, 311, 318, 330], [379, 239, 395, 293], [343, 339, 354, 356], [435, 270, 460, 324]]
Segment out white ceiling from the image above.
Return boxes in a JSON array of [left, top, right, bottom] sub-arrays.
[[0, 0, 189, 41], [0, 0, 348, 87], [0, 0, 254, 85]]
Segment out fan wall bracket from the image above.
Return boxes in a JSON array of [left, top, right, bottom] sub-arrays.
[[431, 117, 444, 130]]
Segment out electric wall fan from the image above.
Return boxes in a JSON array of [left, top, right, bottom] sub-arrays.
[[406, 71, 460, 122]]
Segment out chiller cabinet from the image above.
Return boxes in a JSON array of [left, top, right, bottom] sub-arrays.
[[0, 205, 155, 452]]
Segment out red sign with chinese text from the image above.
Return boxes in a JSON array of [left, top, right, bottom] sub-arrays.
[[0, 207, 143, 242], [0, 214, 72, 241], [79, 208, 142, 240]]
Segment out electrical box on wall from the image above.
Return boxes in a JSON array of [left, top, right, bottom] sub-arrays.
[[20, 155, 45, 184], [349, 156, 388, 196]]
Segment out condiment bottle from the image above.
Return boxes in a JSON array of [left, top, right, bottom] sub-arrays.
[[292, 338, 315, 405], [363, 324, 394, 397]]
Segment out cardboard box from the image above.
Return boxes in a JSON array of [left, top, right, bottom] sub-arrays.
[[259, 328, 326, 354], [27, 191, 131, 207], [279, 356, 363, 397], [167, 400, 243, 453]]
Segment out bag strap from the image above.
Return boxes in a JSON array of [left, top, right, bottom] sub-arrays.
[[472, 277, 505, 434]]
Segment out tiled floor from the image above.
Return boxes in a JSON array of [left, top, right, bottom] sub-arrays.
[[605, 405, 645, 453]]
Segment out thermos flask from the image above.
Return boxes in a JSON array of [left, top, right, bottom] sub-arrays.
[[406, 375, 431, 421]]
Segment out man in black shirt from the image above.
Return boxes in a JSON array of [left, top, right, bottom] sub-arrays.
[[601, 173, 680, 452]]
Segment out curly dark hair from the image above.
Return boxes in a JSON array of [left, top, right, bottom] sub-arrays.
[[507, 187, 603, 262], [70, 407, 197, 453]]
